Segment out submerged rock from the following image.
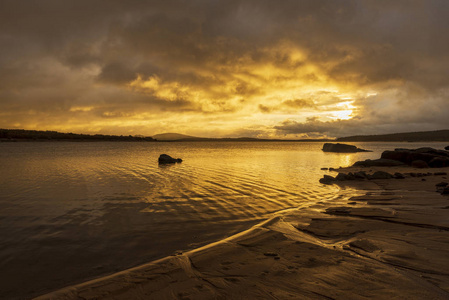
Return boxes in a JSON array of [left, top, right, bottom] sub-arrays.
[[322, 143, 371, 153], [158, 154, 182, 164]]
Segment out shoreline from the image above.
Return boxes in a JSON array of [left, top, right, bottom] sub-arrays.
[[36, 166, 449, 299]]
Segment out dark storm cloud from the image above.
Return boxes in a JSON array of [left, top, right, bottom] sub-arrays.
[[1, 0, 448, 135]]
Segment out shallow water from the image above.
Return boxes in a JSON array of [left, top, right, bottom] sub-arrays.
[[0, 141, 446, 299]]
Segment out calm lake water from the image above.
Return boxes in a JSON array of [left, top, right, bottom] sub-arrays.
[[0, 141, 447, 299]]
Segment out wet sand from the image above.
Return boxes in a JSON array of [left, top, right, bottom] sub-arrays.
[[36, 166, 449, 299]]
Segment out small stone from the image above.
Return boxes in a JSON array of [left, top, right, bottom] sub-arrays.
[[320, 167, 328, 170]]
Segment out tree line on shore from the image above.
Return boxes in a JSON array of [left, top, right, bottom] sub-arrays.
[[0, 129, 155, 142]]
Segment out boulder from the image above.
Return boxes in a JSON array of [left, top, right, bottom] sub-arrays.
[[158, 154, 182, 164], [394, 172, 405, 179], [368, 171, 393, 180], [319, 175, 335, 185], [411, 160, 429, 168], [322, 143, 370, 153], [428, 157, 449, 168], [353, 158, 404, 167], [335, 173, 351, 181], [354, 171, 368, 179]]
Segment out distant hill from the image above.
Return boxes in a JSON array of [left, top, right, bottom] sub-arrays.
[[337, 130, 449, 142], [152, 132, 332, 142], [0, 129, 155, 142], [152, 133, 198, 141]]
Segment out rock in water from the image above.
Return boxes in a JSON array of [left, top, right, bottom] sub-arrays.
[[158, 154, 182, 164], [322, 143, 370, 153], [319, 175, 335, 185]]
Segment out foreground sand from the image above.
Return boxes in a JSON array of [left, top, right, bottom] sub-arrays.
[[36, 167, 449, 299]]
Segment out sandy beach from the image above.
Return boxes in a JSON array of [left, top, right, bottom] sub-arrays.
[[34, 165, 449, 299]]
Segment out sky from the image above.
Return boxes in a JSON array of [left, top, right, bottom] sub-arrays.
[[1, 0, 448, 139]]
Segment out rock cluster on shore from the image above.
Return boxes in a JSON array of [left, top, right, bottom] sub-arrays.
[[322, 143, 371, 153], [354, 147, 449, 168]]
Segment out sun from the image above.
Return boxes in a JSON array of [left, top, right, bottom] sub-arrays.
[[329, 100, 356, 120]]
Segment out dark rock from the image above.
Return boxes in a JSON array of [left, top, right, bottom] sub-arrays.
[[322, 143, 371, 153], [434, 172, 448, 176], [354, 171, 368, 179], [394, 172, 405, 179], [381, 147, 449, 168], [329, 167, 337, 172], [346, 172, 356, 180], [319, 175, 335, 185], [353, 158, 404, 167], [335, 173, 350, 181], [442, 187, 449, 195], [428, 157, 449, 168], [436, 182, 449, 187], [411, 160, 429, 168], [369, 171, 393, 180], [320, 168, 328, 170], [445, 146, 449, 150], [158, 154, 182, 164], [381, 150, 410, 163]]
